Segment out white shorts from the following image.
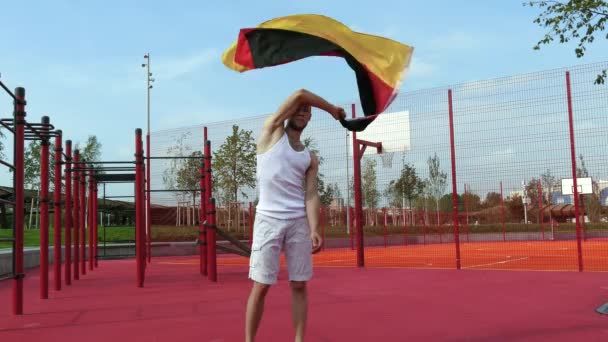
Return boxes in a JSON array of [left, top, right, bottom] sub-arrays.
[[248, 213, 313, 285]]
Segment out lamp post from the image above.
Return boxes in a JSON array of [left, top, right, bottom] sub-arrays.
[[142, 54, 154, 263]]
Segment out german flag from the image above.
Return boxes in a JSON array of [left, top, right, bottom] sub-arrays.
[[222, 14, 414, 131]]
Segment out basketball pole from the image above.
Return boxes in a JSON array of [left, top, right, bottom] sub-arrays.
[[351, 105, 383, 268]]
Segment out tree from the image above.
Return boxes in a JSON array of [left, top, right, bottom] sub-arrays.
[[213, 125, 257, 204], [526, 0, 608, 84], [162, 131, 194, 203], [541, 169, 557, 204], [385, 162, 424, 208], [362, 159, 380, 210], [0, 129, 5, 159], [483, 192, 502, 208], [426, 153, 448, 223], [302, 137, 336, 206], [174, 151, 203, 206], [76, 135, 103, 173]]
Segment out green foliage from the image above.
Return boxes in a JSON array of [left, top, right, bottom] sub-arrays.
[[385, 162, 424, 208], [525, 0, 608, 83], [76, 135, 104, 174], [302, 136, 342, 206], [362, 159, 379, 209], [213, 125, 257, 204], [484, 192, 502, 208], [162, 131, 195, 202]]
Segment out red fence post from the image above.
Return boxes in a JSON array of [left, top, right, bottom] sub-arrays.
[[448, 89, 461, 270], [199, 127, 207, 276], [88, 171, 94, 271], [135, 129, 144, 287], [53, 129, 63, 291], [40, 116, 50, 299], [146, 133, 151, 263], [249, 202, 254, 248], [500, 180, 506, 242], [93, 180, 98, 268], [351, 104, 365, 268], [383, 208, 387, 248], [538, 180, 544, 241], [566, 71, 583, 272], [349, 207, 354, 250], [403, 208, 408, 246], [80, 160, 86, 276], [73, 151, 80, 280], [320, 206, 325, 251], [13, 87, 26, 315], [64, 140, 72, 284], [205, 140, 217, 282]]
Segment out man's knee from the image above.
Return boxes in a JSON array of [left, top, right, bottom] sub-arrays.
[[290, 281, 307, 292], [251, 281, 271, 298]]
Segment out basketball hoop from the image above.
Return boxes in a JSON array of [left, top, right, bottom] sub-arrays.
[[380, 152, 394, 169]]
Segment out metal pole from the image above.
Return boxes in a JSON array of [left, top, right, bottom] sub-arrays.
[[352, 104, 364, 268], [566, 71, 583, 272], [64, 141, 72, 285], [135, 129, 144, 287], [80, 160, 86, 276], [200, 127, 207, 275], [13, 87, 26, 315], [39, 117, 50, 299], [206, 140, 217, 282], [53, 129, 63, 291], [73, 151, 80, 280], [500, 180, 505, 242], [448, 89, 461, 270]]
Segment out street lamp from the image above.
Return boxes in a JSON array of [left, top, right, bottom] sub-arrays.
[[141, 53, 154, 264], [141, 53, 154, 134]]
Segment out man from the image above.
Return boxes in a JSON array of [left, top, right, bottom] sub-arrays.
[[245, 89, 346, 342]]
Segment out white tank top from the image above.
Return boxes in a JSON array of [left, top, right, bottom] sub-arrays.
[[256, 132, 311, 219]]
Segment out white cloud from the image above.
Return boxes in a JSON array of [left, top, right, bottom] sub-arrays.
[[408, 56, 438, 78], [154, 49, 218, 81], [429, 31, 478, 50]]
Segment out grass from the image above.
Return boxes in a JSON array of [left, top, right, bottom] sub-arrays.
[[1, 222, 607, 248]]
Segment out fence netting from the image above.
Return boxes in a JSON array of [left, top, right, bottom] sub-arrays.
[[150, 61, 608, 272]]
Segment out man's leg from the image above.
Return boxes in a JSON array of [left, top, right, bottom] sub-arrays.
[[285, 217, 313, 342], [290, 281, 308, 342], [246, 281, 270, 342]]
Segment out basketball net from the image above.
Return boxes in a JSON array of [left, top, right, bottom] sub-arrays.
[[380, 152, 394, 169]]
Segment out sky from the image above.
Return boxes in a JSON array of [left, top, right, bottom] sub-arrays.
[[0, 0, 607, 197]]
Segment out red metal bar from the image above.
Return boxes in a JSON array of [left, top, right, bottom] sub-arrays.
[[140, 139, 146, 273], [93, 180, 98, 268], [349, 207, 354, 250], [422, 210, 427, 245], [64, 140, 72, 285], [53, 130, 62, 291], [205, 140, 217, 282], [566, 71, 583, 272], [320, 206, 325, 251], [199, 127, 207, 275], [146, 133, 151, 263], [88, 171, 94, 271], [73, 151, 80, 280], [500, 181, 505, 242], [80, 161, 86, 275], [448, 89, 461, 270], [383, 208, 387, 248], [352, 104, 364, 267], [13, 87, 26, 315], [207, 197, 217, 282], [464, 184, 470, 243], [39, 118, 50, 299], [403, 208, 408, 245], [249, 202, 253, 248], [538, 180, 544, 241], [135, 129, 144, 287]]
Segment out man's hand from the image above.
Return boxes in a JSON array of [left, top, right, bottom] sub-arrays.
[[311, 230, 323, 254], [330, 106, 346, 121]]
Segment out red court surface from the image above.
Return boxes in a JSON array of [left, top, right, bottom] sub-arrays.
[[1, 256, 607, 341]]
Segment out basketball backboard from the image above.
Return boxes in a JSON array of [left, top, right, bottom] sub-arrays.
[[347, 110, 411, 168], [561, 177, 593, 195]]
